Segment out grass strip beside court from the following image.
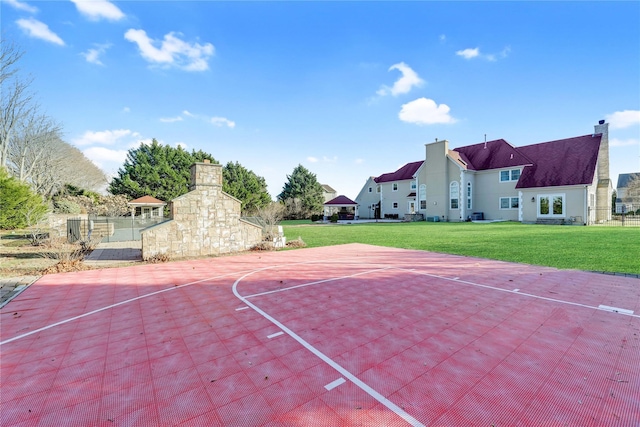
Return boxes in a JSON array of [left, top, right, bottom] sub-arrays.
[[282, 221, 640, 275]]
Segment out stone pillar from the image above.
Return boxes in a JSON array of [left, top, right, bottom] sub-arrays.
[[189, 159, 222, 191], [594, 120, 611, 222]]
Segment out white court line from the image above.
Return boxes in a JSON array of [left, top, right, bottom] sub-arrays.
[[324, 377, 346, 391], [267, 331, 284, 339], [243, 267, 393, 299], [233, 269, 426, 427], [235, 306, 249, 311], [0, 269, 258, 346], [396, 268, 639, 318]]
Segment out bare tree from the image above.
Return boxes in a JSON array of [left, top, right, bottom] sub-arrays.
[[0, 40, 35, 168]]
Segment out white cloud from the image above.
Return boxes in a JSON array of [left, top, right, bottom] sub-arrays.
[[124, 29, 214, 72], [606, 110, 640, 130], [160, 116, 183, 123], [83, 146, 128, 169], [182, 110, 195, 117], [176, 142, 188, 149], [439, 34, 446, 43], [71, 0, 125, 21], [610, 138, 639, 147], [16, 18, 64, 46], [73, 129, 140, 146], [6, 0, 38, 13], [456, 47, 480, 59], [307, 157, 319, 163], [456, 46, 510, 62], [377, 62, 424, 97], [122, 107, 130, 113], [354, 158, 365, 165], [398, 97, 457, 125], [81, 44, 111, 65], [322, 156, 338, 163], [210, 117, 235, 128]]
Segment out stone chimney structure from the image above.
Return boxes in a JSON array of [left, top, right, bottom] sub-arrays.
[[141, 161, 262, 260], [594, 120, 612, 221]]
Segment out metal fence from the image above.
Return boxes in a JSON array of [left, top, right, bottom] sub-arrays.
[[589, 208, 640, 227], [67, 216, 167, 243]]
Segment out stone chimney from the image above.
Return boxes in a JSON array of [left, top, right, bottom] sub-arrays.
[[594, 120, 612, 221], [189, 160, 223, 191]]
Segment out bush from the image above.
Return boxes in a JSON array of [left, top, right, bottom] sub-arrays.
[[0, 168, 49, 230], [54, 198, 82, 214], [330, 213, 338, 223]]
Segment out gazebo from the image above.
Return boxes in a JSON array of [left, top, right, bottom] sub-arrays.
[[128, 196, 167, 219], [324, 195, 359, 220]]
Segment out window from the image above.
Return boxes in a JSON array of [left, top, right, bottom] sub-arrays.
[[411, 181, 417, 190], [392, 183, 398, 192], [450, 182, 459, 209], [392, 202, 398, 209], [466, 182, 472, 210], [420, 200, 427, 209], [538, 194, 565, 217], [500, 169, 521, 182], [500, 197, 519, 209], [368, 187, 372, 193], [376, 186, 381, 193]]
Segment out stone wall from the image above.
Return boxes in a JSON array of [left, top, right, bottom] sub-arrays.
[[141, 161, 263, 260]]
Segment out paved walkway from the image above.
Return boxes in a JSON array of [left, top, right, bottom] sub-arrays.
[[83, 240, 142, 266]]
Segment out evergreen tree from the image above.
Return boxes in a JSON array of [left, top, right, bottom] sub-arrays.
[[0, 167, 48, 229], [108, 139, 217, 202], [278, 164, 324, 219], [223, 161, 272, 214]]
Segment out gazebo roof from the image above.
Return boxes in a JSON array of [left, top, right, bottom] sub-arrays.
[[128, 195, 166, 206], [324, 195, 358, 206]]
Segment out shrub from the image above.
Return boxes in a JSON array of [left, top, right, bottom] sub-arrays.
[[251, 241, 275, 251], [286, 237, 307, 248], [0, 168, 49, 230], [54, 198, 82, 214], [330, 213, 338, 223]]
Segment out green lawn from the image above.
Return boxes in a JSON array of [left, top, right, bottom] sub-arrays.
[[282, 221, 640, 274]]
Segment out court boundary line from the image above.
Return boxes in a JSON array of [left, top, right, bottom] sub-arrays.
[[395, 267, 639, 318], [232, 267, 426, 427]]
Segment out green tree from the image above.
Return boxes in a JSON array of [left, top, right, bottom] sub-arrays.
[[108, 140, 216, 202], [222, 161, 272, 214], [278, 164, 324, 219], [0, 167, 48, 229]]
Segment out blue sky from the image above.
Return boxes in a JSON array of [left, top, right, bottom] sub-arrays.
[[3, 0, 639, 199]]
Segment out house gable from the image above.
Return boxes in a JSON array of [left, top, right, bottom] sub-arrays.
[[516, 134, 601, 189]]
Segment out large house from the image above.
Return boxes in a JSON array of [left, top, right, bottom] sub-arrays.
[[355, 120, 611, 225], [615, 172, 640, 214]]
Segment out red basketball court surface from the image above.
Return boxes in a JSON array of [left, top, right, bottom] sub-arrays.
[[1, 243, 638, 426]]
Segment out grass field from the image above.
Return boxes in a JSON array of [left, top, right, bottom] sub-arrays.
[[282, 221, 640, 275]]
